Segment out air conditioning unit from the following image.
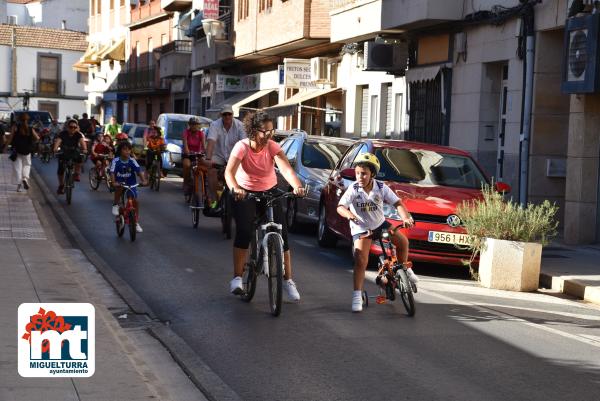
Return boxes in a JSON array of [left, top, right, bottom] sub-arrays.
[[363, 41, 408, 73], [7, 15, 17, 25], [561, 13, 600, 93], [310, 57, 329, 83]]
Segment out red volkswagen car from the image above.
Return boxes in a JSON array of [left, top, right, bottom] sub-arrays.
[[317, 139, 510, 266]]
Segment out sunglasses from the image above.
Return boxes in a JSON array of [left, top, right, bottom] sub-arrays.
[[68, 125, 78, 129], [255, 129, 275, 135]]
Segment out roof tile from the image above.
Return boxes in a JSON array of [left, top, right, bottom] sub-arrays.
[[0, 24, 87, 52]]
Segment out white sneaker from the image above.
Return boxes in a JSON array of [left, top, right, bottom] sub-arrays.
[[136, 223, 143, 233], [283, 279, 300, 302], [111, 204, 119, 216], [406, 267, 419, 284], [230, 276, 243, 295], [352, 290, 363, 313]]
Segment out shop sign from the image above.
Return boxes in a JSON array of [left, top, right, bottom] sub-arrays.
[[283, 59, 316, 89], [203, 0, 219, 20], [216, 74, 259, 92]]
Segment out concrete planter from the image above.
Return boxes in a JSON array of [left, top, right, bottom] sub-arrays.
[[479, 238, 542, 292]]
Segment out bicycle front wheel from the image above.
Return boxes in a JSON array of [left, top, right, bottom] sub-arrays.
[[154, 163, 161, 192], [128, 210, 137, 242], [65, 170, 73, 205], [191, 193, 200, 228], [116, 214, 125, 237], [397, 269, 415, 317], [266, 234, 284, 317], [89, 167, 99, 190]]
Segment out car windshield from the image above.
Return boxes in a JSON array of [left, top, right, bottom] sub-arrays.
[[17, 111, 52, 125], [301, 141, 350, 170], [374, 148, 488, 189]]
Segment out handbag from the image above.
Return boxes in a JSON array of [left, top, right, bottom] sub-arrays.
[[9, 148, 17, 161]]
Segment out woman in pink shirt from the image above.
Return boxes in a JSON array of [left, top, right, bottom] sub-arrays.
[[225, 111, 305, 302], [182, 117, 207, 196]]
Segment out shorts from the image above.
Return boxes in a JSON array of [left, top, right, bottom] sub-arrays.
[[352, 220, 392, 242]]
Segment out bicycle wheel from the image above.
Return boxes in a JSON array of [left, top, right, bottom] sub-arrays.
[[190, 193, 200, 228], [241, 231, 259, 302], [128, 210, 137, 242], [397, 269, 415, 317], [65, 170, 73, 205], [115, 214, 125, 237], [221, 189, 232, 239], [154, 163, 161, 192], [89, 167, 100, 190], [266, 234, 284, 317], [148, 165, 156, 191]]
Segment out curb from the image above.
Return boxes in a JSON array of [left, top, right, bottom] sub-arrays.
[[31, 165, 242, 401], [539, 272, 600, 305]]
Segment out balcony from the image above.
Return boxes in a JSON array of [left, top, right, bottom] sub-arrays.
[[117, 66, 167, 93], [159, 40, 192, 79], [191, 6, 233, 69], [161, 0, 192, 12], [330, 0, 464, 43]]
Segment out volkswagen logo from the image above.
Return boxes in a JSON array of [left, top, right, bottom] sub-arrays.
[[447, 215, 462, 227]]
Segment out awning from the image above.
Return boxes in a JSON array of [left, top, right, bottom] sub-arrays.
[[93, 43, 111, 63], [208, 88, 277, 118], [265, 88, 341, 118], [99, 38, 125, 61], [80, 43, 99, 65], [405, 65, 441, 84], [72, 60, 89, 72]]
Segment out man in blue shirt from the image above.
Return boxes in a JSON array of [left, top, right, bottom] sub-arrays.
[[110, 142, 147, 232]]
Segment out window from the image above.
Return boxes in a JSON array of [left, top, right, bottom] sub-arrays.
[[77, 71, 89, 84], [37, 102, 59, 120], [110, 0, 114, 10], [120, 0, 125, 6], [38, 54, 60, 95], [259, 0, 272, 12], [91, 0, 96, 15], [369, 95, 379, 135], [384, 84, 392, 136], [285, 139, 302, 164], [394, 93, 403, 135], [161, 33, 167, 46], [135, 40, 140, 68], [97, 0, 101, 13], [359, 86, 368, 135], [301, 141, 350, 170], [238, 0, 249, 20], [147, 37, 153, 67], [339, 143, 366, 171], [134, 103, 139, 123]]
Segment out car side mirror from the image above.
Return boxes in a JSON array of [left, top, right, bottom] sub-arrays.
[[340, 168, 355, 180], [495, 182, 511, 193]]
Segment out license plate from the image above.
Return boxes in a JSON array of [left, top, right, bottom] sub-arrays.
[[428, 231, 473, 245]]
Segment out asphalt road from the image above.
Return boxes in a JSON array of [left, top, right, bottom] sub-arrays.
[[34, 158, 600, 401]]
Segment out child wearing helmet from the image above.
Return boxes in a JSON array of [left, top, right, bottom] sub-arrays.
[[336, 152, 418, 313]]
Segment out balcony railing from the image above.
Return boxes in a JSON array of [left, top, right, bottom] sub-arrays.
[[117, 66, 165, 91], [194, 6, 232, 41], [159, 40, 192, 54]]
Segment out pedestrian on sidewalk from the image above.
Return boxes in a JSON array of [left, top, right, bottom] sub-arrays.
[[4, 113, 39, 192]]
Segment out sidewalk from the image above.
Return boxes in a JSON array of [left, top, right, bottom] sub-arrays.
[[541, 243, 600, 305], [0, 155, 206, 401]]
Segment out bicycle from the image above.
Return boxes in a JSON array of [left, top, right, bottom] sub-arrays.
[[186, 152, 208, 228], [115, 183, 139, 242], [89, 154, 113, 191], [201, 164, 232, 239], [39, 143, 52, 163], [147, 149, 165, 192], [239, 189, 300, 317], [57, 150, 84, 205], [363, 225, 417, 316]]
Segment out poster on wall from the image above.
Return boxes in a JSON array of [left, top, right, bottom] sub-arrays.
[[283, 59, 316, 89], [216, 74, 259, 92], [203, 0, 219, 19]]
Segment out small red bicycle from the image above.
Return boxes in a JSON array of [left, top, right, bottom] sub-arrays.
[[115, 183, 139, 242]]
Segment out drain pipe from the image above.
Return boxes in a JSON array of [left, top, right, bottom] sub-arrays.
[[519, 3, 536, 207], [11, 26, 17, 97]]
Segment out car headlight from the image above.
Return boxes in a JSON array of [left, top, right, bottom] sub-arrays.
[[305, 179, 324, 194], [382, 204, 402, 221]]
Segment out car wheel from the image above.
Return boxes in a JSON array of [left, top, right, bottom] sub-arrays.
[[317, 203, 337, 248]]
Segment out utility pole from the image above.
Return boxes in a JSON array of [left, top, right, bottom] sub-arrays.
[[11, 25, 17, 98]]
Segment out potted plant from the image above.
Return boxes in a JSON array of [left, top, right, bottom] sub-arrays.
[[456, 184, 559, 292]]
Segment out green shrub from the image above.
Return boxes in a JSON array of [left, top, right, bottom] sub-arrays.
[[456, 184, 559, 278]]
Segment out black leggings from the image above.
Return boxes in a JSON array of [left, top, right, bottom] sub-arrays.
[[232, 191, 289, 251]]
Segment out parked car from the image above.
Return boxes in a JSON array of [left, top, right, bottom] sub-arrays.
[[156, 113, 211, 174], [121, 123, 135, 136], [126, 124, 149, 161], [276, 132, 354, 230], [0, 110, 53, 130], [317, 139, 511, 266], [273, 129, 304, 143]]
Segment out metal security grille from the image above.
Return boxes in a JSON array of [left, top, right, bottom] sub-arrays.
[[360, 86, 369, 134], [385, 84, 393, 136], [408, 75, 444, 145]]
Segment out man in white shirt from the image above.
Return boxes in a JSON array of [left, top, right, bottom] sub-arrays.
[[205, 105, 246, 209]]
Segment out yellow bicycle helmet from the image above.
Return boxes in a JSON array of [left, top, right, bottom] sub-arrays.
[[352, 152, 380, 175]]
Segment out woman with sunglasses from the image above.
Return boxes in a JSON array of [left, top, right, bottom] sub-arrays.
[[225, 111, 305, 301], [53, 119, 87, 195]]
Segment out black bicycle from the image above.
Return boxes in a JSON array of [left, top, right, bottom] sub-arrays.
[[148, 149, 165, 192], [57, 150, 84, 205], [239, 189, 299, 317]]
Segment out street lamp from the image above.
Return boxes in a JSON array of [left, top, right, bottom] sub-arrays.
[[201, 19, 225, 48]]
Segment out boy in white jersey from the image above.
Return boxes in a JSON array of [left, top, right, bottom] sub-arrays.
[[337, 153, 418, 312]]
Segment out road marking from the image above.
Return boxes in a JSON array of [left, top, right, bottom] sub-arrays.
[[473, 302, 600, 322], [185, 268, 194, 273]]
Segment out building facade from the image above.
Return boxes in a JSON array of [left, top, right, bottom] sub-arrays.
[[0, 22, 88, 120], [6, 0, 88, 31]]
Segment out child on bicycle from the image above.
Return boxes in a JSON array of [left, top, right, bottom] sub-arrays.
[[110, 141, 147, 233], [91, 134, 114, 173], [336, 153, 418, 313], [144, 126, 166, 168]]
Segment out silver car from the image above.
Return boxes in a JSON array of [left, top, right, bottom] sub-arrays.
[[276, 132, 355, 230]]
